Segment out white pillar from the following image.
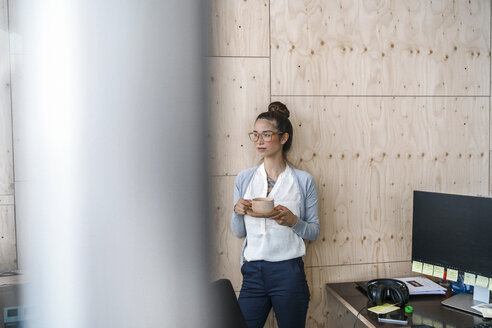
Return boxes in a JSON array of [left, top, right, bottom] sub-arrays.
[[14, 1, 210, 327]]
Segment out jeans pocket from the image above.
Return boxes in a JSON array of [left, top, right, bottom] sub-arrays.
[[296, 258, 306, 279]]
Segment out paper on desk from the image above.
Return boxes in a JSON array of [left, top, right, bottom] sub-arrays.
[[394, 277, 446, 295], [482, 309, 492, 318], [471, 304, 492, 318], [368, 303, 400, 314]]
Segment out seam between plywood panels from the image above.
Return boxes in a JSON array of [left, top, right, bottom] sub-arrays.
[[305, 260, 410, 270], [6, 0, 18, 271]]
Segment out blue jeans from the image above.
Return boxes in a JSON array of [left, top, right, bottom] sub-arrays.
[[238, 257, 310, 328]]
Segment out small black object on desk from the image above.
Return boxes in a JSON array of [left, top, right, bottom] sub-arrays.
[[366, 279, 410, 306]]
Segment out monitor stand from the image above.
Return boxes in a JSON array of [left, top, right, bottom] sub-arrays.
[[441, 286, 491, 316]]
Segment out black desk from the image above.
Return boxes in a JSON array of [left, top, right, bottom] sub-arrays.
[[325, 282, 490, 328]]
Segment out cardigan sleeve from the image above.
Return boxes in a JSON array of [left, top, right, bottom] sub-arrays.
[[230, 174, 246, 238], [291, 174, 320, 241]]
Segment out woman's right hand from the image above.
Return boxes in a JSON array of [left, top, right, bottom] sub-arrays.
[[234, 198, 252, 215]]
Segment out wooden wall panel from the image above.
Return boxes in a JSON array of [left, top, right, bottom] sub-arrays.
[[0, 0, 14, 196], [12, 181, 26, 270], [9, 54, 28, 183], [270, 0, 490, 96], [208, 57, 270, 176], [0, 206, 16, 270], [210, 176, 243, 291], [208, 0, 269, 56], [209, 1, 491, 327], [306, 262, 412, 327], [0, 0, 16, 272], [274, 96, 489, 267], [324, 287, 366, 328], [0, 195, 14, 205]]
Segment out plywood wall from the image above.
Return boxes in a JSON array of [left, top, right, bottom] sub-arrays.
[[0, 0, 17, 270], [208, 1, 490, 327], [270, 0, 489, 96]]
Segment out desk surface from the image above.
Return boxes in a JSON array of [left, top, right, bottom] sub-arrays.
[[326, 282, 490, 327]]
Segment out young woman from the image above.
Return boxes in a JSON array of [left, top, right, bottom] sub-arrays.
[[231, 102, 320, 328]]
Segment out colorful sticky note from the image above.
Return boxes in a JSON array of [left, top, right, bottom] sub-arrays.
[[446, 269, 459, 282], [412, 261, 423, 273], [422, 263, 434, 276], [489, 278, 492, 291], [433, 266, 445, 278], [476, 275, 489, 288], [368, 303, 400, 314], [464, 272, 476, 286]]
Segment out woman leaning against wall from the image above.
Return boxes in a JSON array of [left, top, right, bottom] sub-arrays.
[[231, 101, 320, 328]]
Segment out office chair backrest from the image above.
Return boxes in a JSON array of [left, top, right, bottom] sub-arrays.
[[211, 279, 248, 328]]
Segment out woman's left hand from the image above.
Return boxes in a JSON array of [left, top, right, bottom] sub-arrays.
[[269, 205, 298, 227]]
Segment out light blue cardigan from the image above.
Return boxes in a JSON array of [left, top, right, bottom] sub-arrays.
[[231, 166, 320, 263]]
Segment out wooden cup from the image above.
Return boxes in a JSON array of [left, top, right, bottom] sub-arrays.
[[252, 197, 274, 214]]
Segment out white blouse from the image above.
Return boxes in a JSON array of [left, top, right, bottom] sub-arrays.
[[243, 163, 305, 262]]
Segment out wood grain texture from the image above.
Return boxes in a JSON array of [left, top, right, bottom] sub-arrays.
[[12, 181, 25, 270], [264, 310, 277, 328], [210, 176, 243, 291], [274, 96, 489, 267], [325, 285, 374, 328], [9, 54, 28, 183], [209, 1, 491, 327], [0, 0, 14, 196], [306, 262, 412, 328], [0, 195, 14, 205], [0, 206, 17, 271], [270, 0, 490, 96], [208, 0, 269, 56], [208, 57, 270, 176]]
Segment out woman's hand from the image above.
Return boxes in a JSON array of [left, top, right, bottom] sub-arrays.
[[269, 205, 298, 227], [234, 198, 252, 215]]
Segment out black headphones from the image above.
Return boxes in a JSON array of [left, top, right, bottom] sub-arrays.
[[367, 279, 410, 307]]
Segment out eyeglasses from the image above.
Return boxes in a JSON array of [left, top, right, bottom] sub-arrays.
[[248, 131, 284, 142]]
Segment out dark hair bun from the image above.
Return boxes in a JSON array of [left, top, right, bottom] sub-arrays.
[[268, 101, 290, 118]]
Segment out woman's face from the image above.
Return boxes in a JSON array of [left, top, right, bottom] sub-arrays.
[[253, 119, 287, 158]]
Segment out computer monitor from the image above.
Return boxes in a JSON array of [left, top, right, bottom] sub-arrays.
[[412, 190, 492, 314]]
